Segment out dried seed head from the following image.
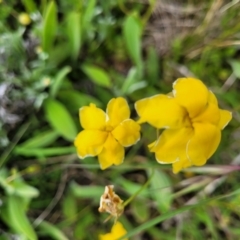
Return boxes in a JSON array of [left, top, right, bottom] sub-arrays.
[[98, 185, 124, 220]]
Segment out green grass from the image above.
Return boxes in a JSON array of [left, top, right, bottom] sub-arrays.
[[0, 0, 239, 239]]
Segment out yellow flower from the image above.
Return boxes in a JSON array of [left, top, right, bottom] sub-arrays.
[[74, 97, 141, 169], [135, 78, 232, 173], [18, 13, 31, 25], [99, 221, 128, 240]]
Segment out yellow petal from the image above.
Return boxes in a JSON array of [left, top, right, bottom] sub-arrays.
[[98, 134, 124, 170], [187, 123, 221, 166], [106, 97, 130, 128], [74, 130, 108, 158], [112, 119, 141, 147], [99, 221, 128, 240], [218, 109, 232, 130], [208, 91, 218, 105], [208, 91, 232, 129], [80, 103, 106, 130], [150, 127, 193, 164], [135, 94, 190, 129], [173, 78, 209, 118], [192, 102, 220, 125], [148, 141, 156, 150], [172, 158, 192, 174]]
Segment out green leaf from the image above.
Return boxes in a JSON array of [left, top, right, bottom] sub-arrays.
[[50, 66, 72, 98], [149, 170, 172, 213], [74, 215, 95, 239], [146, 46, 160, 85], [37, 221, 68, 240], [131, 198, 149, 222], [58, 90, 102, 111], [42, 1, 57, 52], [82, 0, 96, 34], [17, 130, 59, 149], [14, 146, 76, 157], [123, 15, 142, 68], [49, 42, 71, 66], [82, 64, 111, 87], [10, 181, 39, 198], [66, 12, 81, 60], [5, 195, 37, 240], [62, 192, 78, 220], [44, 99, 77, 141], [21, 0, 37, 13], [116, 177, 149, 198], [0, 169, 39, 198], [121, 67, 138, 95], [229, 60, 240, 78], [70, 181, 103, 199]]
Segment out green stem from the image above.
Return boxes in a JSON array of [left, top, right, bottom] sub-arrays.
[[142, 0, 156, 28], [123, 169, 154, 207], [0, 121, 30, 168], [156, 128, 160, 138], [117, 0, 130, 15]]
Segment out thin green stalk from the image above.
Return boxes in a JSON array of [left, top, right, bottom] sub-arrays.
[[0, 121, 30, 168], [123, 169, 154, 207]]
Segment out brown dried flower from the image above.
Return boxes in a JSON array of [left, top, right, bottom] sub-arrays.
[[98, 185, 124, 221]]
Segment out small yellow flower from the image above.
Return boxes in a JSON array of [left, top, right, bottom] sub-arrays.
[[74, 97, 141, 169], [99, 221, 128, 240], [18, 13, 31, 25], [135, 78, 232, 173]]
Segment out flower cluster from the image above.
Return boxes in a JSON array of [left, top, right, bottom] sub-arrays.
[[74, 78, 232, 238], [135, 78, 232, 173], [74, 78, 232, 173]]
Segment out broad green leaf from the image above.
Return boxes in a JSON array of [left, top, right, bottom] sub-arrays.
[[14, 146, 76, 157], [6, 195, 37, 240], [10, 181, 39, 198], [58, 90, 102, 111], [44, 99, 77, 141], [0, 169, 39, 199], [146, 46, 160, 85], [149, 169, 172, 213], [66, 12, 81, 60], [70, 181, 103, 199], [62, 192, 78, 220], [82, 64, 111, 87], [82, 0, 96, 34], [49, 42, 71, 66], [17, 130, 59, 149], [229, 60, 240, 78], [94, 87, 113, 105], [50, 66, 72, 98], [126, 81, 147, 94], [131, 198, 149, 222], [121, 67, 138, 95], [37, 221, 68, 240], [123, 15, 142, 68], [74, 215, 95, 239], [21, 0, 37, 13], [115, 177, 149, 198], [42, 1, 57, 52]]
